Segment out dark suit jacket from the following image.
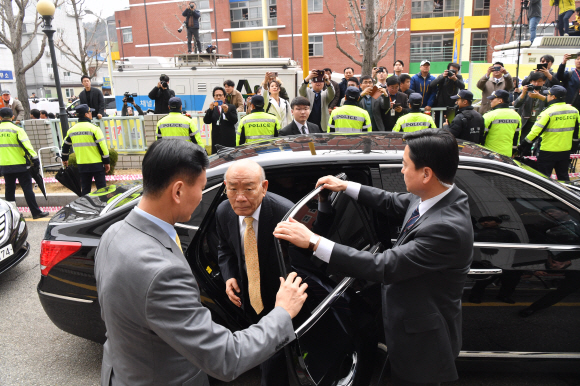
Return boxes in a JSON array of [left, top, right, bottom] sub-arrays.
[[279, 120, 322, 136], [216, 192, 293, 316], [381, 92, 409, 132], [79, 88, 105, 116], [328, 185, 473, 383], [357, 95, 388, 131], [203, 104, 238, 154]]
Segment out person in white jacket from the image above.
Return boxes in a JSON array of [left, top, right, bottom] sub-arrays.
[[262, 80, 291, 128]]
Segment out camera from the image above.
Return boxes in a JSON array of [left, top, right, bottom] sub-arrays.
[[206, 44, 217, 54], [376, 66, 386, 73], [493, 66, 502, 71], [124, 92, 138, 103], [447, 69, 456, 77], [159, 74, 169, 89], [178, 22, 185, 33]]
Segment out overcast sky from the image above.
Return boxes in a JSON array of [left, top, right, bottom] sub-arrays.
[[86, 0, 130, 19]]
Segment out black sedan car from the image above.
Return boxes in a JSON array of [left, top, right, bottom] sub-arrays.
[[0, 199, 29, 275], [38, 133, 580, 384]]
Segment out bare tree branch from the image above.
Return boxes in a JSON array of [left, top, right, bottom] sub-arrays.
[[21, 36, 47, 73]]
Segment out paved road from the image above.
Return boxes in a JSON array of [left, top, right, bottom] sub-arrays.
[[1, 220, 578, 386]]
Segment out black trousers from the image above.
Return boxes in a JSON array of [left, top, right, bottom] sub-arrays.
[[391, 373, 440, 386], [80, 170, 106, 196], [536, 151, 571, 181], [186, 27, 202, 53], [261, 349, 289, 386], [4, 171, 42, 216]]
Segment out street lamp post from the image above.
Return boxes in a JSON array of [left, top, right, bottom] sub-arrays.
[[36, 0, 69, 140], [85, 10, 116, 97]]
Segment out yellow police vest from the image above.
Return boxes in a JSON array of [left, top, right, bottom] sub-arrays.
[[236, 111, 280, 146], [392, 111, 437, 132], [525, 102, 580, 152], [62, 121, 110, 165], [482, 107, 522, 157], [328, 104, 372, 133], [156, 112, 202, 145], [0, 120, 38, 174]]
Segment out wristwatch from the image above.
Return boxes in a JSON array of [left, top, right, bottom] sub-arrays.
[[308, 234, 321, 251]]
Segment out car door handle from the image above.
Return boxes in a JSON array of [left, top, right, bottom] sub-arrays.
[[468, 268, 503, 275]]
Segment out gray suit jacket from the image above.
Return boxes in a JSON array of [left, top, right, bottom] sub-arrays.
[[357, 95, 388, 131], [328, 185, 473, 383], [95, 210, 295, 386]]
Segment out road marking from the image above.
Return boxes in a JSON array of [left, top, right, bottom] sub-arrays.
[[26, 218, 51, 222]]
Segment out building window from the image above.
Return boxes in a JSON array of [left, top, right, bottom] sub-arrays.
[[199, 33, 212, 47], [232, 40, 278, 58], [63, 71, 71, 80], [411, 0, 459, 18], [473, 0, 490, 16], [122, 28, 133, 44], [308, 0, 322, 12], [199, 13, 212, 30], [410, 33, 453, 62], [230, 0, 277, 29], [65, 88, 74, 98], [470, 32, 487, 61], [198, 0, 210, 9], [45, 89, 52, 97], [309, 35, 323, 56]]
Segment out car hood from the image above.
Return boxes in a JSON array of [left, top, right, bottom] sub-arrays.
[[50, 181, 143, 224]]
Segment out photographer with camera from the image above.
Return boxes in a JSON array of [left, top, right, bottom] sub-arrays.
[[122, 93, 144, 116], [431, 62, 465, 123], [182, 1, 202, 54], [520, 55, 561, 89], [513, 72, 548, 140], [372, 66, 389, 88], [148, 75, 175, 114], [477, 61, 514, 115], [557, 53, 580, 112]]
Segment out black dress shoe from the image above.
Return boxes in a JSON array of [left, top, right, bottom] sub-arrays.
[[32, 211, 49, 219], [496, 296, 516, 304], [519, 308, 535, 317]]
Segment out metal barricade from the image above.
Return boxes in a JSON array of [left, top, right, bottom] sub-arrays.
[[37, 146, 62, 179]]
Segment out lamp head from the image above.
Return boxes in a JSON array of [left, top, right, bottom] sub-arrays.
[[36, 0, 56, 17]]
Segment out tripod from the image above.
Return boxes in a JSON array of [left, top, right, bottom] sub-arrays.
[[511, 0, 530, 89]]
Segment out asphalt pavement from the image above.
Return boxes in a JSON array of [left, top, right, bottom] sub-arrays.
[[0, 220, 578, 386]]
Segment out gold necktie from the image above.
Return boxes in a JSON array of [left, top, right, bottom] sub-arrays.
[[244, 217, 263, 314], [175, 234, 183, 253]]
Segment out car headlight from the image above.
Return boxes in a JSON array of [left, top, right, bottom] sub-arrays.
[[10, 205, 21, 226]]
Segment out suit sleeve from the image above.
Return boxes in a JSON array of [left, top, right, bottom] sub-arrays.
[[429, 75, 444, 87], [145, 265, 295, 382], [521, 71, 532, 86], [504, 74, 514, 91], [329, 83, 342, 109], [14, 101, 24, 121], [216, 210, 239, 283], [203, 108, 213, 124], [357, 185, 413, 223], [456, 75, 465, 90], [61, 134, 72, 161], [324, 83, 335, 103], [98, 91, 105, 116], [226, 104, 239, 123], [476, 75, 488, 91], [299, 82, 308, 97], [94, 126, 110, 164]]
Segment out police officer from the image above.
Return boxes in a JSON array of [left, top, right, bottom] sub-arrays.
[[443, 90, 484, 144], [482, 89, 522, 157], [62, 104, 110, 196], [392, 93, 437, 132], [328, 86, 372, 133], [0, 107, 48, 219], [156, 97, 202, 145], [236, 95, 280, 146], [519, 85, 580, 181]]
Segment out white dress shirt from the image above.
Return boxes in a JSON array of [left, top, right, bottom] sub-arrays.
[[134, 207, 177, 242], [294, 119, 309, 134], [239, 204, 262, 255], [313, 181, 455, 263]]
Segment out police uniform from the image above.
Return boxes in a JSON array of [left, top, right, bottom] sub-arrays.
[[328, 87, 372, 133], [61, 104, 110, 195], [482, 90, 522, 157], [236, 95, 280, 146], [0, 108, 47, 218], [520, 86, 580, 181], [393, 93, 437, 133], [443, 90, 485, 144], [156, 97, 202, 144]]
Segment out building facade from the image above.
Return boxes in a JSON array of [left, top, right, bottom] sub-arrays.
[[115, 0, 570, 77]]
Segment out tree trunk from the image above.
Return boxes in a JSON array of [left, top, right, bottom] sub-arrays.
[[361, 0, 376, 76], [12, 41, 31, 119], [71, 0, 88, 75]]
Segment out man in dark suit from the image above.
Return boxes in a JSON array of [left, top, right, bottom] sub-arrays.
[[275, 129, 474, 386], [204, 86, 238, 154], [216, 159, 295, 386], [280, 96, 322, 136], [79, 75, 105, 119], [382, 75, 410, 131]]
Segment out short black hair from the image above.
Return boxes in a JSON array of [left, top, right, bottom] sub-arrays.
[[529, 71, 545, 81], [359, 75, 374, 84], [403, 129, 459, 184], [223, 79, 235, 87], [540, 55, 555, 64], [493, 61, 504, 67], [212, 86, 226, 97], [142, 139, 208, 198], [448, 62, 461, 70], [81, 75, 90, 82], [394, 60, 404, 67], [399, 74, 411, 83], [159, 74, 170, 82], [40, 110, 48, 116], [386, 75, 400, 86], [290, 96, 310, 109], [30, 109, 40, 119], [323, 68, 332, 73], [347, 77, 359, 85], [48, 113, 56, 119], [344, 67, 354, 73]]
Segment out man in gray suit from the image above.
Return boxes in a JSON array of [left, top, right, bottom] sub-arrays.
[[275, 129, 474, 386], [95, 139, 308, 386]]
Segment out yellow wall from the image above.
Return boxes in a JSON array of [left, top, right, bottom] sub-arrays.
[[410, 16, 490, 31], [231, 30, 278, 43]]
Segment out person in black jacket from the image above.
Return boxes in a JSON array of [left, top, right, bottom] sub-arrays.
[[121, 97, 144, 116], [79, 75, 105, 119], [431, 62, 465, 124], [182, 1, 202, 54], [148, 74, 175, 114], [443, 90, 484, 144], [382, 75, 409, 132], [204, 86, 238, 154], [520, 55, 561, 88]]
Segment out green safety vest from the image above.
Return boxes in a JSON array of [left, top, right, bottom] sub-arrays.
[[525, 102, 580, 152], [156, 112, 202, 145], [0, 120, 38, 174], [236, 111, 280, 146], [328, 104, 372, 133], [482, 107, 522, 157], [392, 111, 437, 133], [62, 121, 110, 165]]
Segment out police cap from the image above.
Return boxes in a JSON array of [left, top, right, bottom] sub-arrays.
[[75, 104, 95, 115], [450, 90, 474, 101], [251, 95, 265, 108], [0, 107, 13, 118], [409, 93, 423, 105], [486, 89, 510, 102], [168, 97, 182, 109], [543, 85, 567, 98], [345, 86, 361, 100]]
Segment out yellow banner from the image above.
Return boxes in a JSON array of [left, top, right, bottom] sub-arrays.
[[452, 18, 461, 64]]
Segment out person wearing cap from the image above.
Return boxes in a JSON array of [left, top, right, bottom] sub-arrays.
[[476, 61, 514, 115], [519, 86, 580, 181], [392, 93, 437, 133], [409, 60, 437, 113], [299, 69, 335, 131], [557, 52, 580, 112], [61, 104, 110, 195], [0, 90, 24, 124], [0, 107, 48, 219], [513, 71, 548, 140], [443, 90, 484, 144], [328, 86, 372, 133], [382, 76, 409, 132], [236, 95, 280, 146], [156, 97, 202, 145], [481, 90, 522, 157]]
